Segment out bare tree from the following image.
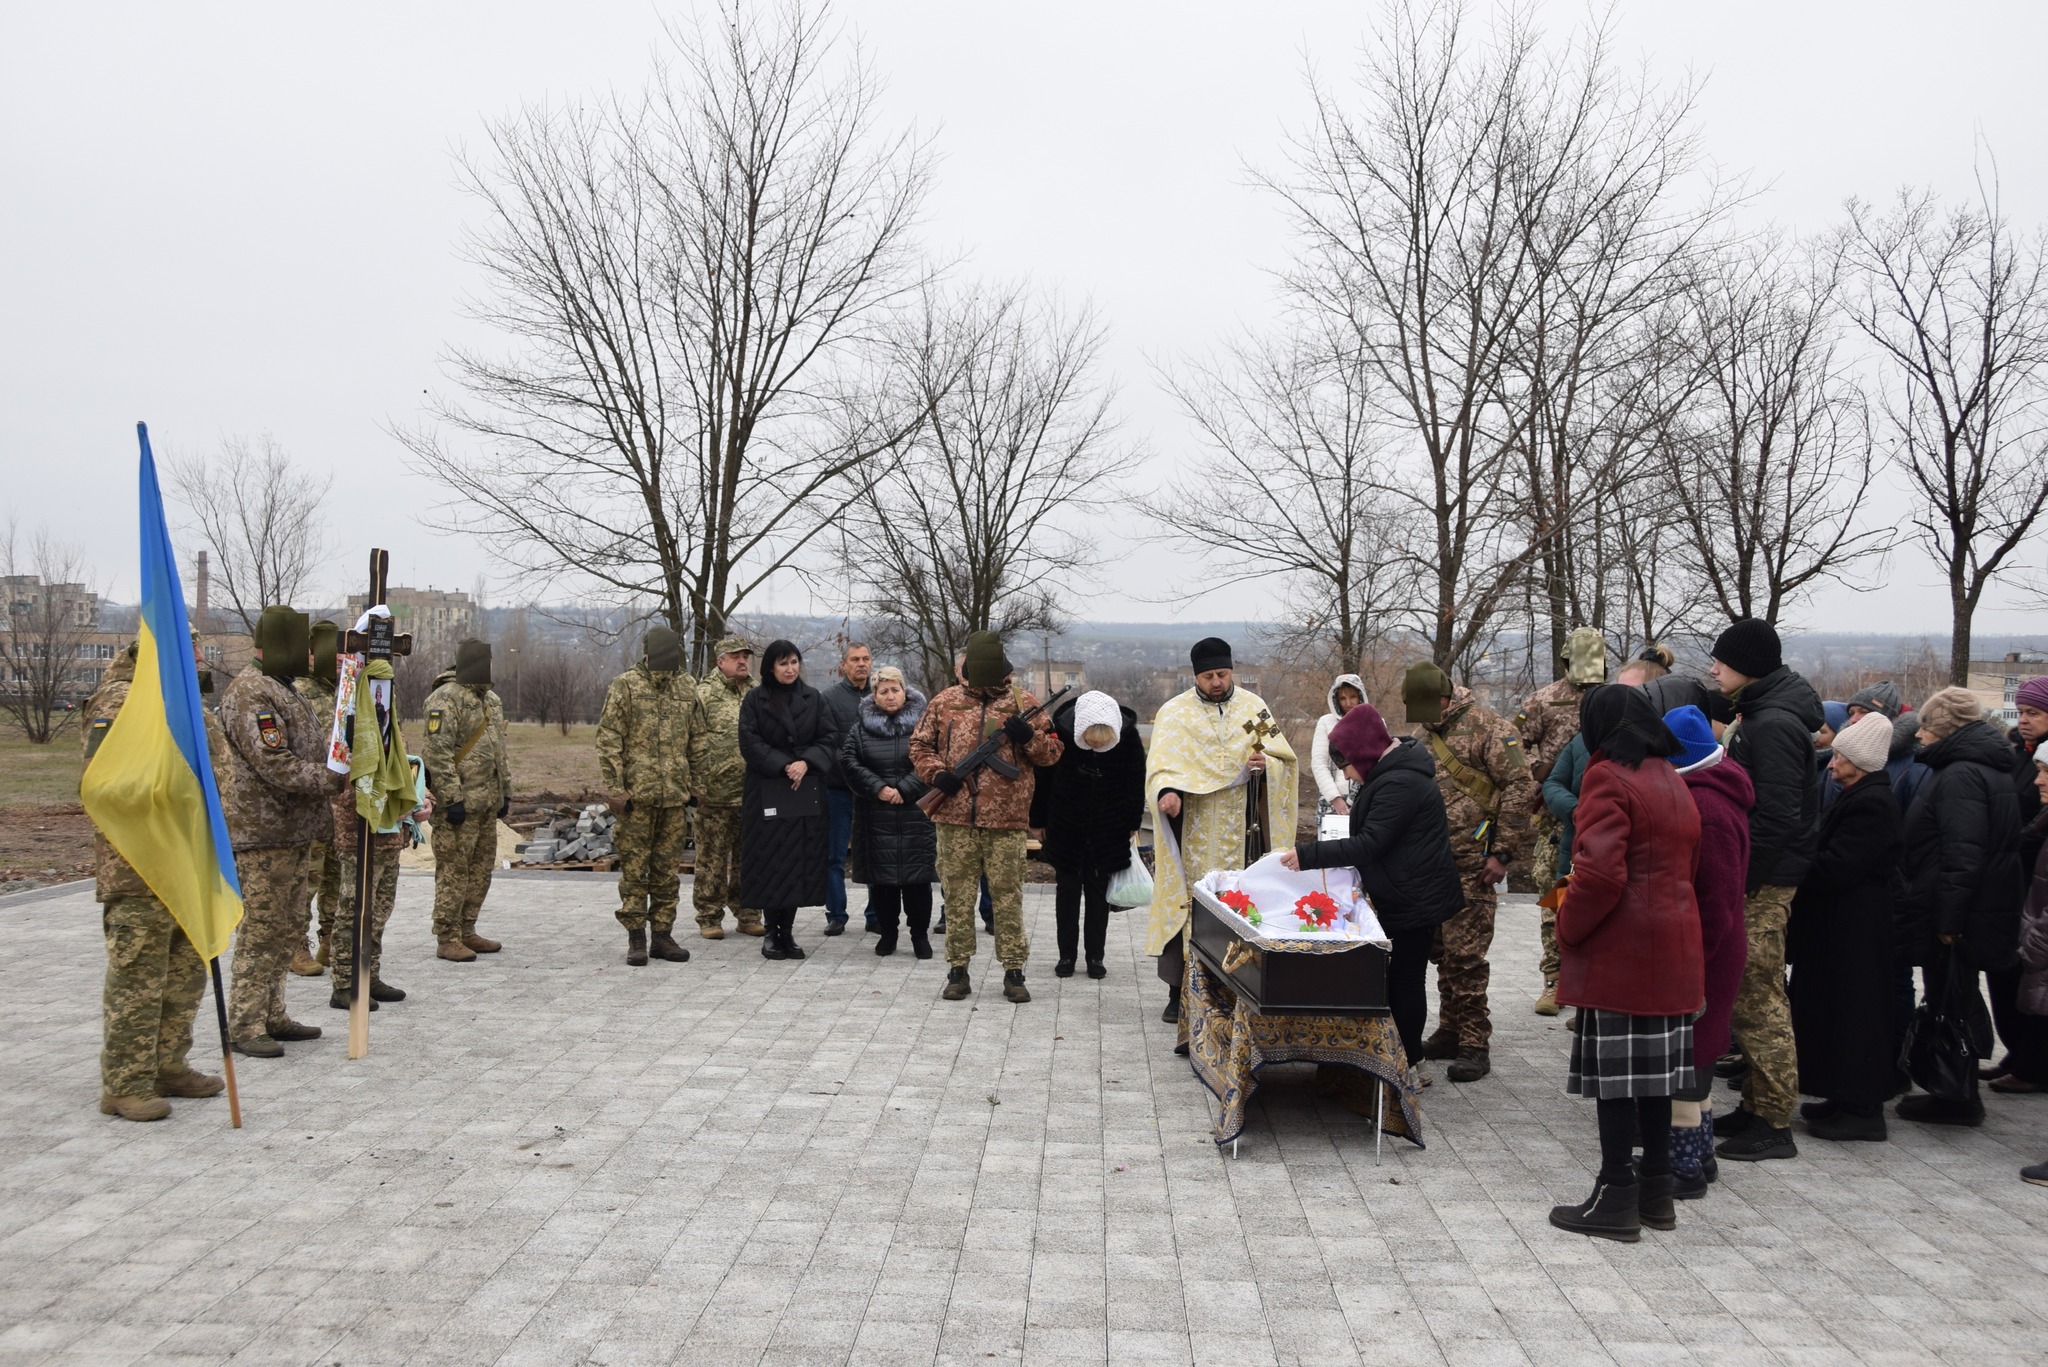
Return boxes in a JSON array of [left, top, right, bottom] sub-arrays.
[[0, 523, 102, 743], [1846, 182, 2048, 682], [1265, 0, 1711, 672], [846, 283, 1134, 695], [166, 433, 332, 633], [404, 0, 934, 673], [1149, 323, 1412, 676], [1664, 235, 1890, 627], [521, 641, 606, 734]]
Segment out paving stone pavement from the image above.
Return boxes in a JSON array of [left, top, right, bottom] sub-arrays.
[[3, 873, 2047, 1366]]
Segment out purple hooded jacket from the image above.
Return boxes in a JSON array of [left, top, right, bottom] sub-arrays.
[[1681, 754, 1754, 1072]]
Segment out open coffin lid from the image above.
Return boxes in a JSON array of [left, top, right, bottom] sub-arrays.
[[1193, 853, 1390, 948]]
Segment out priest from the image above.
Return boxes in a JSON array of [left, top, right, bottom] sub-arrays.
[[1143, 637, 1299, 1024]]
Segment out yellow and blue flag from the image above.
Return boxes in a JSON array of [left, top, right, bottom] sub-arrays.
[[79, 423, 243, 961]]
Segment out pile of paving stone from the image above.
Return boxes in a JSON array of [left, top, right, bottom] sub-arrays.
[[515, 804, 617, 865]]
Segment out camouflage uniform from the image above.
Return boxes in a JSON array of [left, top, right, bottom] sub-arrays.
[[218, 663, 337, 1042], [688, 657, 762, 933], [294, 673, 341, 956], [1515, 677, 1590, 980], [908, 682, 1063, 971], [83, 650, 220, 1104], [421, 668, 510, 944], [1422, 685, 1537, 1050], [1729, 883, 1798, 1127], [596, 662, 699, 933]]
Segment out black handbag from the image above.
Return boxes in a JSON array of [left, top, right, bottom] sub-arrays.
[[1902, 947, 1984, 1106]]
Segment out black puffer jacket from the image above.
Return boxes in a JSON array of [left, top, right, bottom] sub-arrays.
[[1028, 697, 1145, 877], [840, 690, 937, 886], [1899, 719, 2024, 971], [1295, 737, 1466, 933], [1726, 666, 1825, 891], [738, 679, 833, 909], [817, 677, 868, 789]]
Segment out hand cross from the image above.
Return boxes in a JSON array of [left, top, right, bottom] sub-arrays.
[[1243, 708, 1279, 754]]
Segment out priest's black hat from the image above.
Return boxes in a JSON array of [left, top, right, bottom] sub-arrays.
[[1190, 637, 1233, 673]]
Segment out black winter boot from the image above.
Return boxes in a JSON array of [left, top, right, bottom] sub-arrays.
[[1161, 985, 1182, 1024], [1548, 1178, 1641, 1242], [1446, 1048, 1491, 1082], [909, 926, 933, 959], [761, 912, 790, 961], [1637, 1171, 1677, 1231], [1420, 1028, 1459, 1060], [778, 910, 807, 960], [626, 927, 648, 966]]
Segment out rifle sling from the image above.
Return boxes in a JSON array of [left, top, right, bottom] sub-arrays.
[[1424, 728, 1499, 818]]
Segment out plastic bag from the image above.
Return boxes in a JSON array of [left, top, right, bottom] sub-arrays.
[[1106, 840, 1154, 908]]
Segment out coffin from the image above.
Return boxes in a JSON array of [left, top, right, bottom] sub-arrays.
[[1188, 863, 1390, 1015]]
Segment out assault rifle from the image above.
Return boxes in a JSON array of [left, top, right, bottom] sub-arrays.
[[915, 685, 1074, 815]]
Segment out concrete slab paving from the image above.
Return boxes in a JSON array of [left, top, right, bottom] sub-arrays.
[[2, 873, 2046, 1365]]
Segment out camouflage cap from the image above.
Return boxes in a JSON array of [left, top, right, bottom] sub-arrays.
[[714, 634, 755, 658]]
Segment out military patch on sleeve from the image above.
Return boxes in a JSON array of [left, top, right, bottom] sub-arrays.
[[1501, 735, 1529, 770], [426, 709, 444, 735], [256, 710, 284, 750], [84, 716, 112, 760]]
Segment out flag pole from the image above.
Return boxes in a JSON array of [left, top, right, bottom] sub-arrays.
[[208, 958, 242, 1128]]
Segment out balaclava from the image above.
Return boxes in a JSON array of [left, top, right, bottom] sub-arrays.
[[963, 631, 1010, 690], [255, 605, 309, 681], [1564, 627, 1607, 686], [644, 626, 683, 674], [310, 619, 340, 686], [455, 639, 492, 689], [1402, 661, 1450, 726]]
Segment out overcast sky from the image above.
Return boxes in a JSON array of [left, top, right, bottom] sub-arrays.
[[6, 1, 2047, 637]]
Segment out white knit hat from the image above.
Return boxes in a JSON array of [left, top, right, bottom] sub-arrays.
[[1832, 711, 1893, 774], [1073, 690, 1122, 751]]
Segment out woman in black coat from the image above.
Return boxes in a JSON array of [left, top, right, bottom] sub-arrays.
[[738, 640, 833, 961], [1896, 687, 2026, 1124], [840, 667, 937, 959], [1283, 703, 1464, 1066], [1788, 713, 1905, 1141], [1027, 690, 1146, 979]]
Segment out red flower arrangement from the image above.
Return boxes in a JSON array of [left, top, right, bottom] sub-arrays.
[[1292, 891, 1340, 931], [1217, 888, 1261, 925]]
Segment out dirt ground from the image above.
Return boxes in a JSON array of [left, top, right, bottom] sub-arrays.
[[0, 804, 95, 895]]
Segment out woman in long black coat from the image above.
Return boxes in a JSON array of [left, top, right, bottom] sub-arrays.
[[840, 667, 937, 959], [1283, 703, 1464, 1067], [738, 640, 833, 961], [1789, 712, 1905, 1141], [1028, 690, 1146, 979]]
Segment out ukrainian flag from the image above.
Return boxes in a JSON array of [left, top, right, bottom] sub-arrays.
[[79, 423, 243, 961]]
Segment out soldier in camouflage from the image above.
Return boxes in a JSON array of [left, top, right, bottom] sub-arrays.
[[291, 618, 341, 978], [596, 625, 700, 966], [324, 768, 423, 1010], [1514, 626, 1607, 1015], [1404, 661, 1538, 1082], [421, 639, 511, 961], [219, 606, 345, 1057], [687, 636, 764, 938], [82, 638, 231, 1120]]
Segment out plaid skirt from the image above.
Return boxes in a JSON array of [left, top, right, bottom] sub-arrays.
[[1566, 1008, 1695, 1099]]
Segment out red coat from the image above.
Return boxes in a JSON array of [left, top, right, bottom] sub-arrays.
[[1556, 754, 1705, 1016]]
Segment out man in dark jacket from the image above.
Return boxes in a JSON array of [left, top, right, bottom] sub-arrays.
[[1709, 618, 1824, 1162], [817, 643, 872, 934]]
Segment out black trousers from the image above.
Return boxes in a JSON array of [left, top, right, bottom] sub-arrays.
[[1388, 924, 1433, 1067], [867, 883, 933, 941], [1055, 867, 1110, 963], [1987, 966, 2048, 1083]]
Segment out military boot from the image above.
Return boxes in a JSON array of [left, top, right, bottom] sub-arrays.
[[289, 945, 324, 977], [232, 1035, 283, 1058], [156, 1069, 224, 1099], [329, 987, 378, 1011], [370, 980, 406, 1002], [1003, 969, 1031, 1003], [1534, 980, 1559, 1016], [1420, 1028, 1459, 1060], [649, 930, 691, 963], [438, 939, 477, 962], [100, 1093, 171, 1122], [738, 919, 766, 937], [1446, 1048, 1490, 1082], [699, 923, 726, 940], [315, 934, 332, 967], [461, 932, 502, 954], [942, 966, 972, 1000], [268, 1020, 323, 1042], [627, 928, 649, 966]]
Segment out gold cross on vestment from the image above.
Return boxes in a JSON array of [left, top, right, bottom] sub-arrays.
[[1243, 708, 1279, 754]]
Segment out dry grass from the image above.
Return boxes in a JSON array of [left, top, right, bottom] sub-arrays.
[[0, 725, 85, 806], [495, 720, 605, 800]]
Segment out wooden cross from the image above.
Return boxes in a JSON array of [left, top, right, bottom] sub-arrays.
[[1243, 708, 1279, 754], [342, 548, 410, 1060]]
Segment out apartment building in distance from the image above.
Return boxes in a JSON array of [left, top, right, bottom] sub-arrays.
[[1967, 651, 2048, 729], [343, 586, 476, 646]]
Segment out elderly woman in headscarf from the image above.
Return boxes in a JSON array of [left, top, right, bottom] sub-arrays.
[[1549, 685, 1702, 1243], [1029, 690, 1146, 979], [737, 640, 834, 961]]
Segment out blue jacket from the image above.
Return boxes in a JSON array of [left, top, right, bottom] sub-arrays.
[[1542, 732, 1591, 879]]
